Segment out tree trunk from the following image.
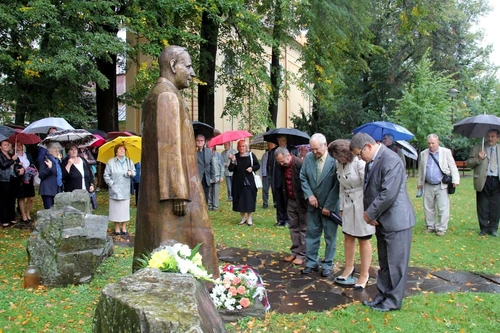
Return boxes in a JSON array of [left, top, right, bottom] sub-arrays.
[[198, 11, 219, 127], [268, 0, 282, 127], [96, 55, 119, 133]]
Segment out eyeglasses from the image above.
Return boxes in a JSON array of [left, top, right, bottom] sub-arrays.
[[356, 144, 368, 157]]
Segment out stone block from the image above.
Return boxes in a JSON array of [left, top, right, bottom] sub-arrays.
[[93, 268, 227, 333]]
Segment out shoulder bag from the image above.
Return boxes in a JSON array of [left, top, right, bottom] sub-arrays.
[[249, 153, 263, 189], [429, 153, 455, 194]]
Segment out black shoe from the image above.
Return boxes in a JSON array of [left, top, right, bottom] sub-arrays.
[[479, 230, 487, 236], [490, 231, 499, 237], [301, 266, 319, 274], [362, 300, 380, 307], [370, 303, 397, 312], [263, 205, 268, 209], [321, 269, 332, 277], [121, 231, 129, 236], [273, 222, 284, 227], [284, 222, 291, 227]]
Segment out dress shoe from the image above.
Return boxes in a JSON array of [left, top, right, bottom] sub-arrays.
[[283, 255, 296, 262], [370, 303, 397, 312], [424, 229, 435, 234], [335, 268, 355, 281], [273, 222, 284, 227], [292, 258, 304, 265], [354, 278, 368, 290], [479, 230, 487, 236], [362, 299, 380, 307], [284, 222, 291, 227], [490, 231, 498, 237], [301, 266, 319, 274], [436, 231, 446, 236], [321, 269, 332, 277]]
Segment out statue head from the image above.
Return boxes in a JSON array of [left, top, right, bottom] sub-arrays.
[[159, 46, 196, 90]]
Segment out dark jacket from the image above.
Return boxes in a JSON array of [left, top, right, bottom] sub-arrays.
[[0, 152, 16, 182], [38, 154, 62, 196], [61, 157, 94, 192], [279, 155, 307, 209], [267, 145, 298, 188]]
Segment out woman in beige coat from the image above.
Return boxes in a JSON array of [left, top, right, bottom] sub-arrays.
[[328, 139, 375, 289]]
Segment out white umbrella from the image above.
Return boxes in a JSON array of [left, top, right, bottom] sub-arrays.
[[396, 140, 418, 160], [39, 129, 97, 148], [22, 117, 74, 134]]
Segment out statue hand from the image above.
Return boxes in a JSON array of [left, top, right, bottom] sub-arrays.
[[173, 199, 188, 216]]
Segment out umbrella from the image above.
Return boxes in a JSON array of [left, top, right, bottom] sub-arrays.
[[192, 121, 216, 140], [0, 125, 17, 138], [263, 128, 311, 146], [7, 129, 41, 145], [89, 134, 106, 148], [106, 131, 135, 141], [207, 130, 253, 147], [22, 117, 74, 134], [39, 129, 98, 148], [353, 121, 414, 141], [452, 114, 500, 139], [249, 134, 268, 150], [97, 136, 142, 164], [396, 140, 418, 160], [88, 129, 107, 138]]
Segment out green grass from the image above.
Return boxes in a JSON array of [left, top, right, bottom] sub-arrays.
[[0, 174, 499, 332]]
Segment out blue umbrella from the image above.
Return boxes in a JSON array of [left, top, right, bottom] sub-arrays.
[[353, 121, 414, 141]]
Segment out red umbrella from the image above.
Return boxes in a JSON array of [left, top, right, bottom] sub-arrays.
[[89, 134, 106, 148], [7, 129, 41, 145], [106, 131, 134, 141], [207, 130, 253, 147]]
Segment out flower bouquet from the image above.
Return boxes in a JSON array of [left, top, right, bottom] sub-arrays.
[[210, 264, 270, 312], [136, 242, 213, 282]]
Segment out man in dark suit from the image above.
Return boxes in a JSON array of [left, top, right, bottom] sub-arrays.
[[196, 134, 214, 204], [275, 147, 307, 265], [350, 132, 415, 312], [268, 135, 298, 227], [467, 129, 500, 237], [299, 133, 340, 277]]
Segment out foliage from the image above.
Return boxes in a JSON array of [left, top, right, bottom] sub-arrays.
[[392, 50, 457, 150]]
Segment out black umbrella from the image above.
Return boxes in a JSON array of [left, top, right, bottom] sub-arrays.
[[453, 114, 500, 138], [88, 129, 107, 138], [263, 128, 310, 146], [192, 121, 216, 140]]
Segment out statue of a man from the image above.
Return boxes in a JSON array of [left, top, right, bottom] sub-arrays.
[[133, 46, 219, 276]]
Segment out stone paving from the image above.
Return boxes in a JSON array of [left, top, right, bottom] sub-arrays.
[[112, 237, 500, 314], [217, 247, 500, 314]]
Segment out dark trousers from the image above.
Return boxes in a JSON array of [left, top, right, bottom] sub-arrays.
[[273, 186, 289, 225], [134, 183, 140, 206], [286, 197, 307, 258], [0, 180, 17, 223], [262, 176, 270, 207], [42, 195, 55, 210], [201, 176, 210, 204], [476, 176, 500, 233]]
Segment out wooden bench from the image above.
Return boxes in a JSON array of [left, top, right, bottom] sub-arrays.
[[455, 161, 470, 176]]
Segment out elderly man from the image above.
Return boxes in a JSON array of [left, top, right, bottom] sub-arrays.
[[417, 134, 459, 236], [299, 133, 339, 277], [350, 133, 415, 312], [133, 46, 218, 276], [275, 147, 307, 265], [467, 129, 500, 237], [268, 135, 298, 227]]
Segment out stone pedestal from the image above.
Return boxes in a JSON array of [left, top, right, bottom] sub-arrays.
[[93, 268, 227, 333], [26, 190, 113, 287]]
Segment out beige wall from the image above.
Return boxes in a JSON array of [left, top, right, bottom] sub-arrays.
[[125, 33, 311, 143]]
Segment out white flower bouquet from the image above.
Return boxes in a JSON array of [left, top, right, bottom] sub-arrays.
[[136, 242, 213, 282], [210, 264, 269, 311]]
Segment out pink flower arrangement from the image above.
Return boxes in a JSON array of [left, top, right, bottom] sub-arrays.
[[239, 297, 251, 308]]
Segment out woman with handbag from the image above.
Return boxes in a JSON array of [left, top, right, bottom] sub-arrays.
[[228, 140, 260, 226], [103, 144, 136, 236]]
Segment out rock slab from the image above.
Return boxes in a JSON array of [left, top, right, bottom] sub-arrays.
[[26, 190, 114, 287], [93, 268, 227, 333]]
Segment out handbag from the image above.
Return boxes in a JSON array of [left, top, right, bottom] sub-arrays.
[[89, 192, 98, 209], [429, 153, 455, 194], [249, 153, 263, 189]]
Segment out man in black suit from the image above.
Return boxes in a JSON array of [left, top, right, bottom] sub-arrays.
[[196, 134, 214, 204], [350, 133, 415, 312], [275, 147, 307, 265], [268, 135, 298, 227]]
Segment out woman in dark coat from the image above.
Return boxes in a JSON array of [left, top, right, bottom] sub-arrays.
[[39, 142, 63, 209], [0, 140, 23, 227], [228, 140, 260, 226], [61, 143, 95, 193]]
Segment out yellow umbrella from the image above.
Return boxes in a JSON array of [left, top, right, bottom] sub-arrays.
[[97, 136, 142, 164]]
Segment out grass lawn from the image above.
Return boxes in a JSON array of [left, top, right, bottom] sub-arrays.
[[0, 173, 499, 332]]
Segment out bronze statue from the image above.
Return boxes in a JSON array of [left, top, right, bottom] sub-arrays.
[[133, 46, 219, 276]]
